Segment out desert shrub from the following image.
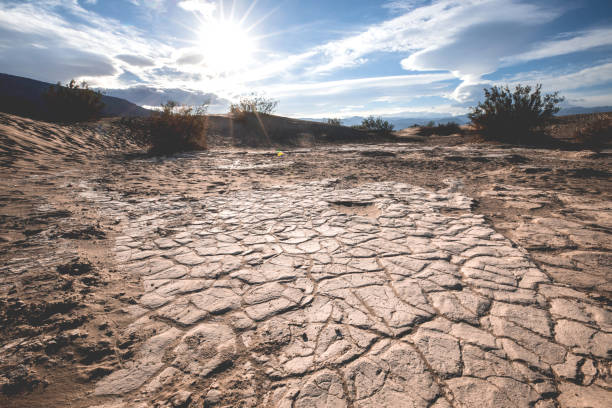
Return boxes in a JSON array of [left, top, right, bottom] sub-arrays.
[[229, 93, 278, 117], [469, 84, 563, 142], [327, 118, 342, 126], [468, 84, 563, 142], [418, 121, 462, 136], [43, 79, 104, 122], [147, 101, 208, 155], [356, 116, 395, 134], [574, 114, 612, 151]]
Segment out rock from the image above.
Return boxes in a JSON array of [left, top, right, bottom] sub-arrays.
[[171, 323, 236, 377], [293, 370, 347, 408], [555, 319, 612, 358], [557, 383, 612, 408], [94, 328, 182, 395], [447, 377, 539, 408], [450, 323, 497, 349], [412, 328, 461, 378], [171, 390, 192, 407], [205, 389, 222, 406]]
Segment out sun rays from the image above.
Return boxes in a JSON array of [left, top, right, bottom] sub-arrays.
[[177, 0, 275, 75]]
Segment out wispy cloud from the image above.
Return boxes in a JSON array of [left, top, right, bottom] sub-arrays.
[[310, 0, 561, 74], [0, 1, 174, 87], [448, 62, 612, 108], [502, 28, 612, 64], [383, 1, 430, 13], [505, 62, 612, 93], [126, 0, 165, 11], [262, 73, 454, 97], [177, 0, 216, 18]]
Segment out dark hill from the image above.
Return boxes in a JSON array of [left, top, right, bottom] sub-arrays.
[[205, 113, 397, 147], [0, 73, 152, 120]]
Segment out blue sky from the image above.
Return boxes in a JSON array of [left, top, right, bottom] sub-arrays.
[[1, 0, 611, 117]]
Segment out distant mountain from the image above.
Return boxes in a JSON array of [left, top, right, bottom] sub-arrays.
[[0, 73, 152, 120], [305, 105, 612, 131], [303, 114, 470, 130], [557, 106, 612, 116]]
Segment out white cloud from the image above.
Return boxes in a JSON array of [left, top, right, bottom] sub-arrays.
[[281, 0, 571, 106], [502, 28, 612, 64], [312, 0, 560, 74], [448, 62, 612, 107], [127, 0, 165, 10], [115, 54, 156, 67], [563, 93, 612, 108], [0, 1, 184, 87], [288, 103, 467, 119], [383, 1, 428, 12], [262, 73, 454, 97], [504, 62, 612, 93], [178, 0, 216, 18]]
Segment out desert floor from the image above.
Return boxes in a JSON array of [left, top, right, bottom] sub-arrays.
[[0, 113, 610, 407]]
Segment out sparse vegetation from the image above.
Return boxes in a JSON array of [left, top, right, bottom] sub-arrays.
[[469, 84, 563, 143], [229, 93, 278, 117], [353, 116, 395, 134], [327, 118, 342, 126], [573, 114, 612, 151], [147, 101, 208, 155], [42, 79, 104, 122], [418, 121, 462, 136]]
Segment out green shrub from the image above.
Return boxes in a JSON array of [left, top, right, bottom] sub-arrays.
[[357, 116, 395, 133], [148, 101, 208, 155], [42, 79, 104, 122], [229, 93, 278, 117], [327, 118, 342, 126], [418, 121, 462, 136], [468, 84, 563, 142]]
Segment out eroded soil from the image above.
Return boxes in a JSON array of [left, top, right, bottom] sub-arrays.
[[0, 113, 610, 407]]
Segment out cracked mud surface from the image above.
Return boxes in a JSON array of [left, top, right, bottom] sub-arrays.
[[1, 114, 611, 407], [86, 176, 610, 408]]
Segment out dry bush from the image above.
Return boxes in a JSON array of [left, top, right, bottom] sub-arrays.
[[43, 79, 104, 122], [418, 121, 462, 136], [574, 114, 612, 151], [327, 118, 342, 126], [353, 116, 395, 134], [469, 84, 563, 143], [148, 101, 208, 155], [229, 94, 278, 121]]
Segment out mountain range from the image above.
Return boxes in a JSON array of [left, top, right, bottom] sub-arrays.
[[303, 106, 612, 130], [0, 73, 151, 120], [313, 115, 471, 128]]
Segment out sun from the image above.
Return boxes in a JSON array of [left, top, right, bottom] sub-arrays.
[[198, 19, 257, 72]]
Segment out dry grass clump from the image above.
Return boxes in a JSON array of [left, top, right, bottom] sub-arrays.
[[573, 114, 612, 151], [418, 121, 462, 136], [148, 101, 207, 155], [43, 79, 104, 123]]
